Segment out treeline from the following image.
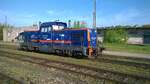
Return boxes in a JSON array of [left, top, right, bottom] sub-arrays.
[[70, 21, 87, 28], [100, 24, 150, 29]]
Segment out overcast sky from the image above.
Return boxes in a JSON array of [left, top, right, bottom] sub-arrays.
[[0, 0, 150, 27]]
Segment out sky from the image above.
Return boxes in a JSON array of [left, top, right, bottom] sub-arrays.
[[0, 0, 150, 27]]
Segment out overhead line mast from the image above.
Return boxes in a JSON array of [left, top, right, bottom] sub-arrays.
[[93, 0, 96, 28]]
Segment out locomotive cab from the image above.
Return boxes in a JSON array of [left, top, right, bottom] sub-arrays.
[[40, 22, 67, 32]]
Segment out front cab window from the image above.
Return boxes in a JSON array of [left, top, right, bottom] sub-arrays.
[[18, 34, 24, 43]]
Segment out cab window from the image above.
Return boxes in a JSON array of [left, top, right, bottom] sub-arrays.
[[52, 25, 64, 30], [18, 35, 24, 43], [41, 26, 52, 32]]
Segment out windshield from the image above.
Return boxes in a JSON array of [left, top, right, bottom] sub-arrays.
[[52, 25, 64, 30]]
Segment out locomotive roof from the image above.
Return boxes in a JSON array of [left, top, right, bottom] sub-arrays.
[[40, 22, 67, 28], [52, 28, 96, 32]]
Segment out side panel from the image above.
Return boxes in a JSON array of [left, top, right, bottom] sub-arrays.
[[38, 31, 52, 52], [71, 30, 84, 47], [70, 30, 88, 56], [52, 31, 65, 50], [29, 32, 40, 50]]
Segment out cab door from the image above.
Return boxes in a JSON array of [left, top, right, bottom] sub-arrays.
[[39, 26, 52, 52]]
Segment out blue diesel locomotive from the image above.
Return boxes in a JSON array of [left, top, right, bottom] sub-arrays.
[[18, 22, 102, 58]]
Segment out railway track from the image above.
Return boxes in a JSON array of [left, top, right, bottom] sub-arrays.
[[0, 50, 150, 84], [97, 57, 150, 69], [5, 44, 149, 69]]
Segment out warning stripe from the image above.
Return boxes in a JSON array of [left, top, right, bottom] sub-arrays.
[[31, 40, 38, 42], [87, 31, 91, 47], [31, 40, 72, 44], [39, 40, 52, 43]]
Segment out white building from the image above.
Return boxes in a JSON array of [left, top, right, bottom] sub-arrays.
[[3, 25, 38, 42]]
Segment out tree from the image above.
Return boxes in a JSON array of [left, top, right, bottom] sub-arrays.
[[72, 21, 87, 28], [0, 23, 13, 40], [76, 21, 80, 28], [80, 21, 87, 28], [73, 21, 77, 28], [0, 23, 5, 40], [104, 26, 128, 44]]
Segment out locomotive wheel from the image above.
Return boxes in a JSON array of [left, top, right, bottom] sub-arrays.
[[68, 51, 73, 57], [55, 50, 63, 56]]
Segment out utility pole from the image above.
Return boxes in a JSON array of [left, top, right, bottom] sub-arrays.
[[5, 16, 7, 26], [93, 0, 96, 28]]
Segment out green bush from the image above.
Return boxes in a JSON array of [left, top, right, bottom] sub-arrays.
[[104, 27, 128, 44]]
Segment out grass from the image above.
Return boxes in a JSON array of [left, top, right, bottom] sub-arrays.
[[0, 74, 20, 84], [104, 43, 150, 54]]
